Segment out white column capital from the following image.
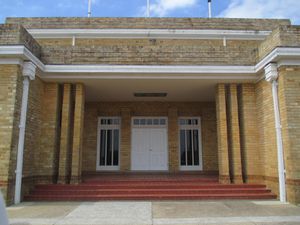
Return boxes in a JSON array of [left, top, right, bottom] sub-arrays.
[[22, 61, 36, 80], [265, 63, 278, 82]]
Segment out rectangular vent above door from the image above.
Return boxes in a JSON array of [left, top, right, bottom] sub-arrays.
[[134, 93, 167, 97]]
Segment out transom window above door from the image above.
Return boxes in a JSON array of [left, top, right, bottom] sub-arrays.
[[96, 117, 121, 171], [178, 117, 203, 171], [132, 117, 167, 128]]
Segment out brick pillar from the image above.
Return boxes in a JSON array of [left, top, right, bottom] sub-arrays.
[[58, 84, 73, 184], [239, 84, 262, 183], [70, 84, 85, 184], [278, 67, 300, 204], [168, 107, 179, 172], [120, 108, 131, 171], [39, 83, 60, 183], [215, 84, 230, 184], [0, 65, 22, 204], [228, 84, 243, 184]]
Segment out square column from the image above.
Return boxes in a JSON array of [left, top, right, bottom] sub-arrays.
[[58, 84, 72, 184], [215, 84, 230, 184], [70, 84, 85, 184], [228, 84, 243, 184], [168, 107, 179, 172], [120, 108, 131, 171]]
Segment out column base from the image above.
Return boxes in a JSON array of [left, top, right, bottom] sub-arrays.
[[70, 176, 82, 184], [219, 175, 231, 184], [57, 176, 69, 184], [232, 175, 244, 184]]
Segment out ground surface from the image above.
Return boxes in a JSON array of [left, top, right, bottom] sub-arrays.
[[7, 200, 300, 225]]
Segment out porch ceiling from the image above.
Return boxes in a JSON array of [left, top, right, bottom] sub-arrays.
[[51, 78, 254, 102]]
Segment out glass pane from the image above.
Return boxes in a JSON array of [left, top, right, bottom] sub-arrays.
[[106, 130, 112, 166], [147, 119, 152, 125], [101, 119, 106, 125], [193, 130, 200, 165], [179, 119, 186, 125], [160, 119, 166, 125], [134, 119, 139, 125], [140, 119, 146, 125], [113, 118, 120, 125], [113, 129, 119, 166], [153, 119, 159, 125], [180, 130, 186, 166], [187, 130, 193, 165], [100, 130, 106, 165]]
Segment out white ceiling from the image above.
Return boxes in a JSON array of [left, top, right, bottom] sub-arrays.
[[46, 78, 254, 102]]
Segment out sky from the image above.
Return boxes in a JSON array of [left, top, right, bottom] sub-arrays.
[[0, 0, 299, 24]]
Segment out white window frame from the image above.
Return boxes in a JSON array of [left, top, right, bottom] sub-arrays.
[[96, 117, 121, 171], [131, 117, 168, 129], [178, 117, 203, 171]]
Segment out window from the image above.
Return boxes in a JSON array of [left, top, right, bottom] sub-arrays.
[[97, 117, 120, 170], [178, 118, 202, 170]]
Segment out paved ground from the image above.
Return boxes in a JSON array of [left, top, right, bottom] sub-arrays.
[[6, 200, 300, 225]]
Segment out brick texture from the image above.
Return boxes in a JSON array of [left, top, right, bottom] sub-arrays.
[[82, 102, 218, 174], [215, 84, 230, 184]]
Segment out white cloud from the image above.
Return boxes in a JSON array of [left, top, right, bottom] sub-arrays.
[[219, 0, 300, 24], [149, 0, 197, 17]]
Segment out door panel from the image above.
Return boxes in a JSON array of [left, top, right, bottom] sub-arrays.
[[131, 127, 168, 171]]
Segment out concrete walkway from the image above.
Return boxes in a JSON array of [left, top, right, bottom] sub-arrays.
[[7, 200, 300, 225]]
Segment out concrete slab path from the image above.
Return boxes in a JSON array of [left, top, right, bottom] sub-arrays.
[[7, 200, 300, 225]]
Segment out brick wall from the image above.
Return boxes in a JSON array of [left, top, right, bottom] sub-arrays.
[[0, 65, 22, 204], [82, 102, 218, 173], [0, 24, 41, 58], [258, 26, 300, 60], [37, 39, 260, 66], [255, 79, 279, 197], [278, 66, 300, 204], [6, 17, 290, 30]]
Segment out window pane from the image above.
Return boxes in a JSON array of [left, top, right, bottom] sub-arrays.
[[140, 119, 146, 125], [134, 119, 139, 125], [160, 119, 166, 125], [106, 130, 112, 166], [179, 119, 185, 125], [187, 130, 193, 165], [100, 130, 106, 165], [193, 130, 199, 166], [113, 129, 119, 166], [180, 130, 186, 166], [153, 119, 159, 125], [113, 118, 120, 125], [147, 119, 152, 125]]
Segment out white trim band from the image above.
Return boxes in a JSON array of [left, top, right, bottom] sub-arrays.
[[27, 29, 271, 40]]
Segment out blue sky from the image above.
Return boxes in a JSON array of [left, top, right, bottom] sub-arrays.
[[0, 0, 299, 24]]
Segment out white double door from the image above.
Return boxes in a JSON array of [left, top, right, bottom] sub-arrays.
[[131, 127, 168, 171]]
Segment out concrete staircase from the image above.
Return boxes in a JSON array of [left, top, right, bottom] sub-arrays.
[[24, 175, 276, 201]]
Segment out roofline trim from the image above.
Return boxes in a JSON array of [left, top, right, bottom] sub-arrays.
[[27, 29, 271, 40]]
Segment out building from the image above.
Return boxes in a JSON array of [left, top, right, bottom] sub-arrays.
[[0, 17, 299, 205]]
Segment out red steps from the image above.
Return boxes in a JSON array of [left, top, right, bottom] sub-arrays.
[[24, 177, 277, 201]]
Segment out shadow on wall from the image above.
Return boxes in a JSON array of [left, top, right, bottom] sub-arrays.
[[0, 190, 9, 225]]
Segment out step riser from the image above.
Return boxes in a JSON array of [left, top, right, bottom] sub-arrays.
[[35, 185, 267, 190], [33, 189, 270, 195], [25, 195, 276, 201]]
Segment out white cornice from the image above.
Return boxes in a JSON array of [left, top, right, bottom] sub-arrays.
[[0, 46, 300, 81], [44, 65, 255, 74], [27, 29, 271, 40]]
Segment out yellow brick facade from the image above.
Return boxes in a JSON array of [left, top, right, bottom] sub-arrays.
[[1, 17, 300, 205]]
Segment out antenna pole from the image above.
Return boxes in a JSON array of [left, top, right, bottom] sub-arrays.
[[88, 0, 92, 17], [147, 0, 150, 17], [208, 0, 212, 18]]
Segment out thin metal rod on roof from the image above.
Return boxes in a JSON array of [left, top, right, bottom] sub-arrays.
[[208, 0, 212, 18], [147, 0, 150, 17], [88, 0, 92, 17]]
